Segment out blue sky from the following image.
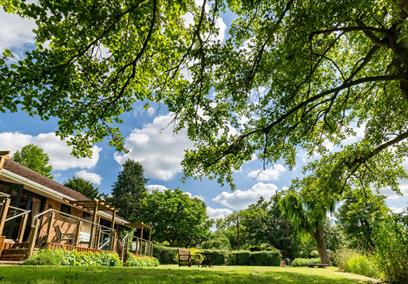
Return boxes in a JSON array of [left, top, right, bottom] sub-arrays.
[[0, 5, 407, 219]]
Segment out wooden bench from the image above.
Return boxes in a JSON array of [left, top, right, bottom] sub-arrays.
[[308, 264, 329, 268], [54, 225, 76, 244], [177, 249, 192, 267]]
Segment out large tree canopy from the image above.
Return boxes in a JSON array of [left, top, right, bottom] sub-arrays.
[[140, 188, 211, 247], [1, 0, 408, 190]]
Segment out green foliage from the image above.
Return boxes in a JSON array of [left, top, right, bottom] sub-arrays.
[[64, 177, 100, 199], [337, 188, 389, 251], [141, 188, 211, 247], [124, 254, 159, 267], [215, 195, 299, 258], [152, 245, 178, 264], [344, 254, 379, 279], [13, 144, 53, 178], [110, 160, 147, 222], [374, 212, 408, 283], [230, 250, 282, 266], [280, 187, 333, 265], [25, 249, 121, 267], [291, 258, 321, 267], [201, 235, 231, 250]]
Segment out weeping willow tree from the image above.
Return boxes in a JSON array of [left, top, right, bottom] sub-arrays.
[[280, 176, 338, 265]]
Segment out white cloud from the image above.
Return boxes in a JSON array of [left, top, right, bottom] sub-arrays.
[[75, 170, 102, 186], [0, 132, 101, 170], [147, 107, 156, 117], [146, 184, 168, 193], [213, 182, 278, 210], [0, 11, 36, 51], [248, 164, 286, 181], [146, 184, 203, 200], [114, 114, 193, 180], [207, 207, 232, 220]]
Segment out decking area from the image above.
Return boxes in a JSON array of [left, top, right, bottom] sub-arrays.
[[0, 153, 153, 262]]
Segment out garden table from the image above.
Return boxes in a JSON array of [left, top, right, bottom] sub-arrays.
[[200, 252, 216, 267]]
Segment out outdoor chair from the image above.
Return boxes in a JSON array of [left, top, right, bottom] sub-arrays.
[[54, 225, 76, 244], [177, 249, 192, 267]]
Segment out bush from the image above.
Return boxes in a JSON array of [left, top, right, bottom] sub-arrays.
[[153, 245, 178, 264], [201, 236, 231, 250], [344, 254, 379, 279], [124, 254, 159, 267], [229, 250, 281, 266], [201, 249, 230, 265], [374, 213, 408, 283], [25, 249, 121, 266], [291, 258, 321, 267]]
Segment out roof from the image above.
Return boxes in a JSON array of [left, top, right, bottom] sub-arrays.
[[3, 159, 90, 201]]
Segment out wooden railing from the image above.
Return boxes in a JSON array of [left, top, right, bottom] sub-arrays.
[[46, 242, 114, 253], [27, 209, 117, 258], [129, 237, 153, 256]]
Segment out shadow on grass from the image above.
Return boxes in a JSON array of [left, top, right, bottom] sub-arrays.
[[0, 266, 370, 284]]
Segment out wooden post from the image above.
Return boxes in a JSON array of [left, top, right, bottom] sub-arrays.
[[0, 198, 10, 236], [75, 221, 82, 246], [148, 228, 152, 241], [46, 211, 55, 243], [140, 224, 144, 239], [17, 213, 29, 243], [89, 200, 99, 248], [110, 210, 116, 250], [27, 218, 40, 258]]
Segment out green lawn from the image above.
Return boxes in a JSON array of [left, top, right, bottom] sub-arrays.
[[0, 265, 379, 284]]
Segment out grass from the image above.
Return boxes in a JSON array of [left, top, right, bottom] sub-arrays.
[[0, 265, 379, 284]]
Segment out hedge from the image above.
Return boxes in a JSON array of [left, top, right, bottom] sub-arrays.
[[124, 254, 160, 267], [229, 250, 281, 266], [25, 249, 121, 266], [291, 258, 321, 267], [153, 246, 281, 266], [153, 245, 178, 264]]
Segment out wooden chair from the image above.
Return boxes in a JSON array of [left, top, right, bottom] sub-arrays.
[[54, 225, 75, 244], [177, 249, 192, 267]]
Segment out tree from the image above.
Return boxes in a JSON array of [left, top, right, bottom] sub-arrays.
[[280, 180, 337, 265], [64, 177, 100, 199], [140, 188, 211, 247], [13, 144, 53, 178], [110, 160, 147, 222], [215, 195, 300, 258], [337, 188, 389, 251], [2, 1, 408, 194]]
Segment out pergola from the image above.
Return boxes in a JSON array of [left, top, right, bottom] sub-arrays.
[[64, 198, 117, 249]]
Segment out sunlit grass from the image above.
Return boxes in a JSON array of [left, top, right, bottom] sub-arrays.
[[0, 265, 379, 284]]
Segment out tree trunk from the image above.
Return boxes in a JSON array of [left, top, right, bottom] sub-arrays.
[[313, 227, 331, 265]]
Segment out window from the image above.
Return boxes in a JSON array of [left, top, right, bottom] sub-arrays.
[[60, 204, 71, 214]]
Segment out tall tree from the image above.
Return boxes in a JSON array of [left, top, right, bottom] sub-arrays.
[[110, 160, 147, 221], [280, 180, 337, 265], [337, 188, 389, 251], [13, 144, 53, 178], [1, 1, 408, 195], [141, 188, 211, 247], [64, 177, 100, 199]]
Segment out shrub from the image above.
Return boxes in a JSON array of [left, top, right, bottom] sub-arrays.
[[374, 213, 408, 283], [228, 250, 281, 266], [124, 254, 159, 267], [291, 258, 321, 267], [25, 249, 66, 265], [201, 249, 230, 265], [344, 254, 379, 279], [153, 245, 178, 264], [334, 248, 357, 271], [25, 249, 121, 266], [201, 236, 231, 250]]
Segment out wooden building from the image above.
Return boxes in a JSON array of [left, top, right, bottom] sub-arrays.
[[0, 151, 152, 262]]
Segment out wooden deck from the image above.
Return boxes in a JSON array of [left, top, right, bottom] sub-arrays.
[[46, 243, 113, 253]]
